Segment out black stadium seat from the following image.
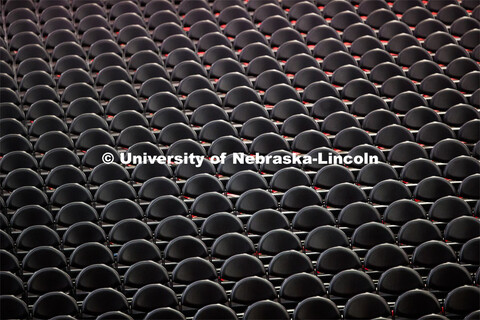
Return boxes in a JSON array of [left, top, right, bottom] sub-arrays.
[[0, 1, 478, 318]]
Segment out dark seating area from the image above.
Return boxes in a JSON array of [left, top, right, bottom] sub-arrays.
[[0, 0, 479, 319]]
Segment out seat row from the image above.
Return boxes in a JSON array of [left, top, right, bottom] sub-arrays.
[[2, 280, 479, 319]]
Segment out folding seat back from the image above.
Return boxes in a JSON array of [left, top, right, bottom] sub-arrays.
[[154, 215, 197, 241], [108, 219, 151, 245], [344, 293, 391, 319], [3, 168, 43, 191], [316, 246, 361, 274], [16, 225, 60, 250], [181, 280, 228, 308], [45, 165, 86, 187], [132, 284, 178, 312], [172, 257, 217, 284], [258, 229, 302, 255], [94, 180, 137, 203], [329, 269, 375, 298], [395, 289, 441, 318], [211, 233, 255, 259], [427, 262, 472, 291], [82, 288, 129, 316], [325, 183, 367, 208], [413, 176, 456, 202], [98, 198, 140, 224], [26, 100, 64, 121], [230, 276, 277, 305], [145, 195, 188, 221], [269, 250, 313, 278], [330, 11, 362, 31], [378, 265, 423, 295], [292, 206, 335, 231], [412, 240, 457, 268], [117, 239, 162, 266], [338, 202, 381, 228], [364, 243, 409, 271], [193, 304, 237, 320], [428, 196, 471, 223], [270, 167, 311, 192], [82, 146, 119, 168], [445, 286, 480, 317], [246, 209, 289, 235], [0, 296, 29, 320], [220, 254, 265, 281], [383, 199, 426, 225], [27, 267, 72, 294], [70, 243, 114, 269], [63, 222, 106, 247], [235, 188, 277, 214], [164, 236, 208, 262], [0, 272, 24, 295], [145, 308, 185, 320], [50, 183, 93, 207], [293, 296, 341, 320], [138, 177, 180, 201], [444, 216, 480, 243], [124, 260, 169, 288], [22, 246, 67, 272]]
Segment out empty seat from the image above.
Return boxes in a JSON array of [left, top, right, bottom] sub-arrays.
[[231, 276, 277, 305], [384, 199, 427, 225], [243, 300, 289, 320], [82, 288, 129, 316], [70, 243, 114, 269], [201, 213, 243, 238], [412, 240, 457, 268], [22, 246, 67, 272], [269, 250, 314, 278], [154, 216, 197, 241], [0, 296, 29, 320], [398, 219, 442, 246], [413, 176, 456, 201], [258, 229, 302, 255], [132, 284, 178, 313], [280, 186, 322, 211], [427, 262, 472, 292], [193, 304, 237, 320], [279, 272, 326, 302], [378, 265, 424, 295], [76, 264, 120, 292], [124, 260, 169, 289], [181, 280, 228, 308], [344, 293, 391, 319], [316, 246, 361, 274], [246, 209, 288, 235], [211, 233, 255, 259], [164, 236, 208, 262], [293, 296, 341, 320], [63, 222, 106, 247], [108, 219, 151, 245], [56, 201, 97, 227], [444, 216, 480, 243], [352, 222, 396, 249], [32, 291, 78, 319], [144, 308, 185, 320], [395, 289, 441, 318], [292, 206, 336, 231], [329, 269, 375, 298], [220, 254, 265, 281], [325, 183, 367, 208], [117, 239, 161, 266], [445, 285, 480, 317]]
